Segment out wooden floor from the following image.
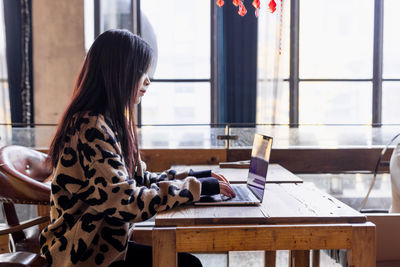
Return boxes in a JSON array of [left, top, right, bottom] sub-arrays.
[[194, 250, 341, 267]]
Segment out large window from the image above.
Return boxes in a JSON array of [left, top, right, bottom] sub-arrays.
[[382, 0, 400, 124], [257, 0, 400, 126], [92, 0, 211, 125], [139, 0, 211, 125], [91, 0, 400, 126]]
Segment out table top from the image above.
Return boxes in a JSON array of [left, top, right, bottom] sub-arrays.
[[172, 163, 303, 184], [155, 183, 366, 227]]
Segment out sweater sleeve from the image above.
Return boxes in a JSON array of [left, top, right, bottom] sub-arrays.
[[137, 167, 218, 195], [72, 120, 202, 223], [83, 158, 201, 223]]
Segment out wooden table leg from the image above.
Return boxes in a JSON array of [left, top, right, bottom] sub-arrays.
[[264, 251, 276, 267], [312, 250, 320, 267], [152, 227, 177, 267], [347, 222, 376, 267], [289, 250, 310, 267]]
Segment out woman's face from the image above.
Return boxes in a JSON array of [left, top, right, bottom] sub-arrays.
[[134, 73, 151, 104]]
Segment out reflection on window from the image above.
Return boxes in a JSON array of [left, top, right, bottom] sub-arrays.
[[300, 0, 374, 79], [383, 0, 400, 79], [299, 82, 372, 124], [141, 82, 210, 124]]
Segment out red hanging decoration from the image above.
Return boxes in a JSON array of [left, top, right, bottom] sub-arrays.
[[268, 0, 277, 13], [232, 0, 241, 7], [252, 0, 260, 17], [215, 0, 283, 17], [238, 1, 247, 16], [252, 0, 260, 9]]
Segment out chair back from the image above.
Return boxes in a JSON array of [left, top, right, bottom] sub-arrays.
[[0, 145, 52, 253], [0, 145, 51, 205]]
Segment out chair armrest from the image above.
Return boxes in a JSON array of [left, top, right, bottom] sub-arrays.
[[0, 252, 46, 267], [0, 216, 50, 236]]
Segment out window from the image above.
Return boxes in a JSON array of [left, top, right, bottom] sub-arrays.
[[139, 0, 211, 125], [257, 0, 400, 126], [382, 0, 400, 124], [92, 0, 212, 125], [0, 2, 10, 124]]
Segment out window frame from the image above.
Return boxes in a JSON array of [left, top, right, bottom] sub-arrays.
[[93, 0, 216, 126], [288, 0, 400, 127], [135, 0, 216, 126]]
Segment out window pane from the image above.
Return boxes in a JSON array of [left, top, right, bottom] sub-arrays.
[[383, 0, 400, 78], [100, 0, 132, 31], [256, 81, 289, 124], [299, 82, 372, 124], [84, 0, 95, 52], [382, 82, 400, 124], [299, 0, 374, 79], [140, 0, 210, 79], [0, 2, 10, 124], [258, 0, 290, 79], [141, 82, 210, 124]]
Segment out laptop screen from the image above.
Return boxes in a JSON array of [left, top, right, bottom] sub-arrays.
[[247, 134, 273, 201]]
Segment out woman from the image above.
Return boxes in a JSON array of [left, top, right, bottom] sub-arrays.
[[40, 29, 235, 267]]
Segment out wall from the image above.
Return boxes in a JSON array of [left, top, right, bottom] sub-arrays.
[[32, 0, 85, 124]]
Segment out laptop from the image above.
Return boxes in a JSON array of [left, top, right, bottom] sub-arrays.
[[194, 133, 273, 206]]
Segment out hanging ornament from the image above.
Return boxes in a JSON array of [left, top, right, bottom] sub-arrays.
[[238, 1, 247, 16], [252, 0, 260, 17], [215, 0, 281, 17], [268, 0, 277, 13]]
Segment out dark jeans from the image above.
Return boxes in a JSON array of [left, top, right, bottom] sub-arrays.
[[124, 241, 203, 267]]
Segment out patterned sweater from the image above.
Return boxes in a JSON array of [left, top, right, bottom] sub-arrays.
[[40, 112, 217, 266]]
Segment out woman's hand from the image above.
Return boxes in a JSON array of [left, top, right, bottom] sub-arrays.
[[212, 172, 236, 199]]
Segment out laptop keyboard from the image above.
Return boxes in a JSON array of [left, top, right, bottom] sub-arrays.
[[232, 185, 249, 201]]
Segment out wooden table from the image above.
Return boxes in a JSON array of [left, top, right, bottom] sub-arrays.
[[151, 183, 375, 267], [172, 163, 303, 184]]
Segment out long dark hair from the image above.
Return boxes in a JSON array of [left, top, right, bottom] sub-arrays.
[[48, 30, 153, 175]]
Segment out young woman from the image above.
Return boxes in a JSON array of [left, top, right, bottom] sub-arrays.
[[40, 29, 235, 267]]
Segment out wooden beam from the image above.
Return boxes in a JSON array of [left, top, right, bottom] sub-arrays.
[[141, 149, 226, 172], [174, 224, 353, 252]]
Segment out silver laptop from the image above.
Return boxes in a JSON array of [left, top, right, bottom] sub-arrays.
[[195, 133, 273, 206]]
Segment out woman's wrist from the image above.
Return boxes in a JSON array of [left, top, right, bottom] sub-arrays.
[[198, 177, 220, 195], [188, 169, 212, 178]]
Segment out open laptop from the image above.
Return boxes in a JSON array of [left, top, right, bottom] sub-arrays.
[[195, 133, 273, 206]]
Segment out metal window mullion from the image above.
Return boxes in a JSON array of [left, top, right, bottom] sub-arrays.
[[94, 0, 101, 38], [289, 0, 300, 127], [211, 0, 218, 125], [134, 0, 142, 126], [372, 0, 384, 127]]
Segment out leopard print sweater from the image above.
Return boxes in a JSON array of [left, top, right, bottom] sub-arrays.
[[40, 112, 202, 266]]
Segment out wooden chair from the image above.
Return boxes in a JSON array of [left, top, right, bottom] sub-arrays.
[[0, 145, 51, 266]]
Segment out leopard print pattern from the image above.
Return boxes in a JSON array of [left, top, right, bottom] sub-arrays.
[[40, 112, 201, 266]]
